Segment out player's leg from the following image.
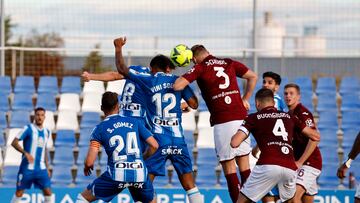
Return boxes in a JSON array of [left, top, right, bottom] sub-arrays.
[[294, 165, 321, 203], [214, 120, 251, 203], [129, 177, 156, 203], [262, 195, 277, 203], [76, 189, 97, 203], [236, 193, 253, 203], [12, 170, 33, 203], [11, 190, 25, 203], [235, 154, 251, 186], [277, 167, 297, 203], [355, 184, 360, 203], [170, 143, 203, 203], [292, 185, 306, 203], [42, 188, 53, 203], [35, 169, 53, 203], [301, 194, 314, 203]]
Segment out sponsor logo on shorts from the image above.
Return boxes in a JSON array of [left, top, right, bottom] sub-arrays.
[[161, 146, 183, 155], [115, 162, 144, 169], [118, 182, 144, 188]]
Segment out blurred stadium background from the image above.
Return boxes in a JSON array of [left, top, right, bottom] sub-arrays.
[[0, 0, 359, 202]]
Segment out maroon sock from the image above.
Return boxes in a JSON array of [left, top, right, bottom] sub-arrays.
[[225, 173, 240, 203], [240, 169, 251, 187]]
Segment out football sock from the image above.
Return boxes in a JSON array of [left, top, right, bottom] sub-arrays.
[[44, 195, 53, 203], [10, 195, 21, 203], [225, 173, 240, 203], [186, 187, 204, 203], [75, 194, 89, 203], [240, 169, 251, 187]]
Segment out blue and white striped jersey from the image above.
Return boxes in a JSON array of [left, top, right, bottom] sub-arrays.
[[119, 66, 150, 119], [128, 70, 195, 143], [90, 114, 152, 182], [274, 93, 287, 111], [17, 124, 51, 171]]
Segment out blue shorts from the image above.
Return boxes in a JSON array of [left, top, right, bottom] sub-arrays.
[[145, 141, 193, 176], [16, 169, 51, 190], [87, 171, 154, 202]]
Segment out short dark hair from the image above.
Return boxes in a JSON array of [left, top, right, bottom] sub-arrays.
[[150, 54, 175, 71], [284, 83, 301, 94], [34, 107, 46, 113], [191, 44, 207, 57], [263, 71, 282, 85], [101, 92, 119, 113], [255, 88, 274, 103]]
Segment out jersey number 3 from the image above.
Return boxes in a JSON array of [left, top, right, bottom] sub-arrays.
[[214, 66, 230, 89]]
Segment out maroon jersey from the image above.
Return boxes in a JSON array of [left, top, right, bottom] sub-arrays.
[[291, 103, 322, 170], [182, 55, 248, 126], [239, 106, 307, 171]]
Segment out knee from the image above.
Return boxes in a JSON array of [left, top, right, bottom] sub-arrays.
[[43, 188, 52, 196], [15, 190, 24, 197]]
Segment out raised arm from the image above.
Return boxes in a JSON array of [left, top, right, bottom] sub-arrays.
[[242, 70, 258, 101], [337, 131, 360, 178], [114, 37, 129, 77], [82, 71, 124, 82], [174, 77, 190, 91]]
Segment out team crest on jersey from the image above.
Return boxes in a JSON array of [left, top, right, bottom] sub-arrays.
[[187, 67, 195, 74], [305, 118, 314, 127], [37, 137, 45, 147]]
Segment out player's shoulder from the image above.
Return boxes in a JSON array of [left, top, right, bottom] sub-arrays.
[[296, 103, 313, 117], [129, 65, 150, 73]]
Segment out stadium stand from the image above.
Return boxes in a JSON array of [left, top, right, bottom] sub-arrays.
[[106, 80, 126, 94], [316, 77, 337, 95], [316, 93, 337, 113], [78, 127, 93, 147], [197, 111, 211, 129], [37, 76, 59, 94], [0, 111, 7, 129], [0, 76, 12, 95], [80, 112, 101, 129], [82, 80, 105, 94], [14, 76, 35, 94], [198, 97, 208, 112], [54, 129, 76, 147], [317, 111, 339, 131], [341, 111, 360, 130], [58, 93, 81, 112], [81, 92, 102, 113], [340, 94, 360, 112], [56, 110, 79, 131], [0, 92, 10, 111], [51, 165, 75, 187], [294, 76, 313, 93], [60, 76, 81, 94], [181, 110, 196, 131], [43, 110, 56, 131], [339, 76, 360, 95], [9, 110, 30, 128], [11, 92, 34, 111], [52, 146, 75, 166], [36, 92, 57, 111], [318, 129, 339, 148]]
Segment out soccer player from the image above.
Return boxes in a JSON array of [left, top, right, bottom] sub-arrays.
[[262, 71, 286, 111], [230, 88, 320, 203], [173, 44, 258, 202], [75, 92, 159, 203], [337, 131, 360, 203], [114, 37, 204, 203], [284, 83, 322, 203], [10, 107, 53, 203], [261, 71, 286, 203]]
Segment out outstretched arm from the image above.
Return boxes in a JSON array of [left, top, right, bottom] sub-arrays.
[[82, 71, 124, 82], [114, 37, 129, 77], [174, 77, 190, 91], [337, 131, 360, 178]]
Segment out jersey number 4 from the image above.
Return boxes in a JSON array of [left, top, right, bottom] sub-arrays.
[[272, 119, 289, 141], [109, 132, 140, 162], [214, 66, 230, 89]]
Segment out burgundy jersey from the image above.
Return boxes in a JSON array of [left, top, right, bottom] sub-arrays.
[[239, 106, 307, 171], [291, 103, 322, 170], [182, 55, 248, 126]]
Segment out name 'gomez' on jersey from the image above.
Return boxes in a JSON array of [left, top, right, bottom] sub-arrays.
[[182, 55, 248, 126], [239, 107, 307, 171], [90, 114, 152, 182]]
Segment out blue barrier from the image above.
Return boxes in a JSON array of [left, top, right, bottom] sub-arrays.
[[0, 187, 356, 203]]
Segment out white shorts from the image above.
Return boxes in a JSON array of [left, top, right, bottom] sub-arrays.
[[213, 120, 251, 161], [356, 183, 360, 199], [296, 165, 321, 195], [241, 165, 297, 202]]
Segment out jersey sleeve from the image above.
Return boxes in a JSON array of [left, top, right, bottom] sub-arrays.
[[128, 68, 151, 90], [292, 115, 307, 132], [181, 85, 196, 101], [231, 60, 249, 77], [298, 110, 316, 130], [16, 125, 30, 140], [137, 122, 153, 141], [90, 126, 102, 143], [182, 64, 203, 83], [238, 115, 255, 136]]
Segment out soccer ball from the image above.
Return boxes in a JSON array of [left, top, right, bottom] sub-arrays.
[[170, 44, 193, 67]]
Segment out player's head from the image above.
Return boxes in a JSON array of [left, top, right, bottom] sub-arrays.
[[262, 71, 281, 93], [191, 44, 210, 64], [255, 88, 275, 111], [101, 91, 119, 115], [34, 107, 46, 126], [150, 54, 175, 74], [284, 83, 301, 109]]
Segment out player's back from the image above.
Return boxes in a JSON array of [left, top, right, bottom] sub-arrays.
[[245, 107, 298, 170], [91, 114, 147, 182], [190, 55, 248, 125], [119, 65, 150, 119]]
